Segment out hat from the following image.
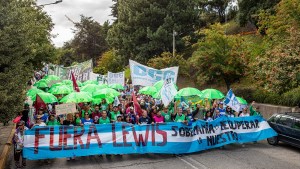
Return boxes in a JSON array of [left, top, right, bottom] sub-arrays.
[[17, 120, 25, 127], [130, 106, 134, 110], [219, 102, 223, 105], [117, 114, 122, 118]]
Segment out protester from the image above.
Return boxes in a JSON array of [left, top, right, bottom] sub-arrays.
[[81, 104, 92, 118], [99, 110, 110, 124], [91, 106, 102, 124], [116, 114, 123, 123], [35, 107, 48, 123], [175, 108, 186, 123], [74, 112, 83, 126], [239, 107, 250, 117], [192, 103, 204, 120], [250, 101, 261, 116], [153, 110, 164, 123], [205, 111, 214, 122], [138, 109, 152, 125], [13, 121, 28, 169], [124, 114, 132, 124], [81, 112, 94, 125], [32, 115, 47, 128], [46, 115, 60, 126], [100, 99, 108, 111], [161, 106, 172, 123], [110, 106, 120, 123], [213, 110, 221, 120], [226, 106, 235, 118], [217, 102, 226, 116]]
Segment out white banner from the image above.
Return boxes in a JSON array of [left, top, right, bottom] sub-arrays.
[[107, 71, 125, 86], [161, 78, 177, 106], [129, 60, 179, 86]]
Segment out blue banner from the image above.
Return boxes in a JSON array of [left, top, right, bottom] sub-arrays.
[[23, 116, 277, 160]]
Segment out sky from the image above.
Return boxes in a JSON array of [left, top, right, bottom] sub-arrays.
[[36, 0, 115, 47]]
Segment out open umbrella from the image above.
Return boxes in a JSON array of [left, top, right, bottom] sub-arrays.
[[175, 87, 202, 98], [27, 88, 44, 99], [43, 75, 60, 81], [92, 97, 114, 104], [81, 84, 102, 93], [109, 83, 124, 90], [60, 92, 92, 103], [83, 80, 98, 86], [33, 93, 58, 103], [139, 86, 158, 96], [93, 88, 120, 99], [62, 80, 72, 85], [33, 79, 49, 88], [201, 89, 224, 99], [77, 81, 83, 87], [236, 97, 248, 105], [48, 85, 73, 95], [153, 80, 178, 90]]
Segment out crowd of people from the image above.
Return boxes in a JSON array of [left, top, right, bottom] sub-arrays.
[[12, 83, 262, 168]]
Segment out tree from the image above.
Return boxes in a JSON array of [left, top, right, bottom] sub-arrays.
[[93, 50, 124, 75], [0, 0, 54, 125], [107, 0, 200, 64], [237, 0, 280, 27], [189, 23, 247, 90], [253, 0, 300, 94], [62, 15, 111, 66]]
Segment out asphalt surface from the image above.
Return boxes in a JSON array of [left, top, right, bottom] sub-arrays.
[[5, 140, 300, 169]]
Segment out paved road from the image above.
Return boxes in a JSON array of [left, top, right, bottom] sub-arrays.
[[5, 140, 300, 169]]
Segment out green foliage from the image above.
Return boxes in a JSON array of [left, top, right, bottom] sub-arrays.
[[189, 23, 247, 90], [282, 87, 300, 107], [237, 0, 280, 27], [61, 16, 111, 66], [93, 50, 124, 75], [107, 0, 200, 64], [0, 0, 54, 124], [147, 52, 189, 76], [254, 0, 300, 94]]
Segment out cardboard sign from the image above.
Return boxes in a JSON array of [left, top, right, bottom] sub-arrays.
[[55, 103, 77, 115]]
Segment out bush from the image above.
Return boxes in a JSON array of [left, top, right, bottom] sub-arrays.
[[282, 87, 300, 107]]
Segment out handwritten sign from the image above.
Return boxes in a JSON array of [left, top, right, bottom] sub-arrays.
[[55, 103, 76, 115]]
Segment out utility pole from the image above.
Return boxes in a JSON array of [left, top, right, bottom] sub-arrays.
[[173, 30, 177, 57]]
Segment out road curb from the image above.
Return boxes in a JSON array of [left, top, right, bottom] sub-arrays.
[[0, 124, 16, 169]]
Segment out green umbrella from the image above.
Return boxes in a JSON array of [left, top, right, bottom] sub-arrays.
[[60, 92, 92, 103], [93, 88, 120, 99], [77, 81, 83, 87], [92, 97, 114, 104], [33, 93, 58, 103], [139, 86, 158, 96], [201, 89, 224, 99], [81, 84, 101, 93], [153, 80, 178, 90], [62, 80, 72, 85], [49, 85, 73, 95], [152, 91, 161, 99], [27, 88, 45, 99], [43, 75, 60, 81], [109, 83, 124, 90], [33, 79, 49, 88], [175, 87, 202, 98], [83, 80, 98, 86], [236, 97, 248, 105]]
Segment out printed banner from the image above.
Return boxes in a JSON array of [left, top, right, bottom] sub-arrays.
[[129, 60, 179, 86], [23, 116, 277, 160], [224, 89, 241, 112], [161, 78, 177, 106], [55, 103, 77, 115], [107, 71, 125, 86], [48, 60, 93, 82]]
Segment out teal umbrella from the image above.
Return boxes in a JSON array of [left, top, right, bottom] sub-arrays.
[[93, 88, 120, 99], [139, 86, 158, 96], [175, 87, 202, 98], [33, 93, 58, 103], [43, 75, 60, 81], [27, 88, 44, 99], [60, 92, 92, 103], [153, 80, 178, 90], [83, 80, 98, 86], [109, 83, 124, 90], [236, 97, 248, 105], [201, 89, 224, 99], [48, 85, 73, 95]]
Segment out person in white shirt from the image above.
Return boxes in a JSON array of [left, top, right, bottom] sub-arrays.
[[32, 115, 46, 128], [239, 107, 250, 117]]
